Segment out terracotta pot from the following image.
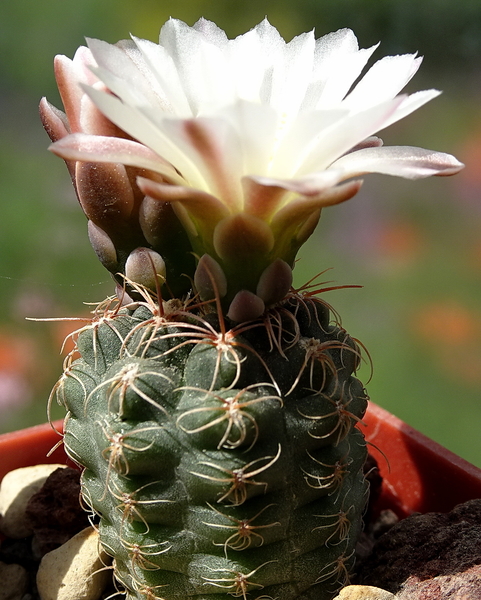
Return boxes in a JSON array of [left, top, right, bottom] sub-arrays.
[[1, 404, 481, 517]]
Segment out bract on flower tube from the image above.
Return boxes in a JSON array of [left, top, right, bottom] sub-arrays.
[[46, 17, 464, 320], [40, 46, 196, 297]]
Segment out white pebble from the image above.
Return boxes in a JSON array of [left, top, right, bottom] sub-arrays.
[[0, 464, 66, 538], [333, 585, 397, 600], [37, 527, 112, 600]]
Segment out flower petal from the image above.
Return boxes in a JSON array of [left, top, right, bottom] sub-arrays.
[[80, 85, 208, 188], [295, 95, 407, 175], [130, 35, 191, 116], [87, 37, 169, 111], [330, 145, 465, 179], [136, 177, 229, 239], [39, 98, 70, 142], [343, 53, 423, 110], [247, 169, 343, 198], [378, 89, 441, 131], [271, 179, 363, 234], [308, 31, 379, 109], [54, 50, 98, 133], [160, 117, 244, 209], [158, 18, 234, 115], [50, 133, 184, 184]]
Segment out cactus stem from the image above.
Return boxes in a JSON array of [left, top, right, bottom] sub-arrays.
[[176, 384, 282, 450], [261, 306, 301, 358], [47, 371, 71, 422], [78, 485, 101, 525], [120, 538, 171, 571], [191, 444, 282, 506], [99, 420, 162, 478], [300, 387, 364, 446], [302, 451, 351, 495], [314, 547, 355, 590], [86, 363, 173, 418], [286, 338, 341, 396], [203, 502, 281, 556], [285, 271, 355, 330], [129, 576, 168, 600], [202, 560, 277, 599], [312, 503, 354, 547], [108, 478, 173, 533]]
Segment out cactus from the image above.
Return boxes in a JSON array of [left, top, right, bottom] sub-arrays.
[[41, 17, 463, 600]]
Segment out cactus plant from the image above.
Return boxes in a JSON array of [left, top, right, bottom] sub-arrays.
[[40, 18, 463, 600]]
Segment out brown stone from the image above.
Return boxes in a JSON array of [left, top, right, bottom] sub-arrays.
[[0, 464, 66, 539], [0, 561, 29, 600], [26, 466, 89, 557], [356, 498, 481, 598]]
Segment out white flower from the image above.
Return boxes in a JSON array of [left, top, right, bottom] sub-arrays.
[[47, 18, 464, 319]]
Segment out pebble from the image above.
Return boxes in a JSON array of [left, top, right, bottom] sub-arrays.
[[36, 526, 112, 600], [0, 465, 66, 539], [333, 585, 396, 600], [0, 561, 29, 600]]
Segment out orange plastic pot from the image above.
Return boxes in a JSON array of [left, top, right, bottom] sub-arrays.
[[0, 420, 71, 482], [1, 404, 481, 518], [363, 403, 481, 517]]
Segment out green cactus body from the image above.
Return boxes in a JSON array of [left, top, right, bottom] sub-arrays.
[[58, 289, 368, 600]]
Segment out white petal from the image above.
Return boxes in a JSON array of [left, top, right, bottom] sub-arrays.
[[50, 133, 185, 184], [315, 28, 359, 58], [65, 46, 98, 87], [270, 30, 315, 116], [87, 38, 169, 111], [268, 108, 349, 177], [217, 100, 279, 176], [192, 17, 229, 47], [159, 18, 235, 115], [295, 95, 407, 175], [82, 86, 208, 189], [248, 169, 343, 197], [131, 36, 191, 115], [160, 117, 244, 209], [343, 53, 423, 110], [313, 45, 379, 109], [224, 29, 266, 103], [249, 18, 286, 105], [329, 145, 465, 179], [378, 89, 441, 131]]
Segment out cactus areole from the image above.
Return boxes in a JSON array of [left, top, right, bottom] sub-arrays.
[[41, 17, 463, 600]]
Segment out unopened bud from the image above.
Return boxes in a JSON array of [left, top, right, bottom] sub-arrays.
[[75, 161, 135, 229], [227, 290, 265, 323], [194, 254, 227, 301], [87, 220, 118, 272], [256, 259, 293, 306], [125, 247, 166, 290]]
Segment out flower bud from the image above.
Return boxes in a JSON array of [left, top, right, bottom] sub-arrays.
[[256, 259, 293, 306], [87, 221, 118, 272], [194, 254, 227, 301], [125, 248, 166, 290], [227, 290, 265, 323]]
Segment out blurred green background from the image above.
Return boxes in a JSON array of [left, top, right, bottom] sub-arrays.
[[1, 0, 481, 466]]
